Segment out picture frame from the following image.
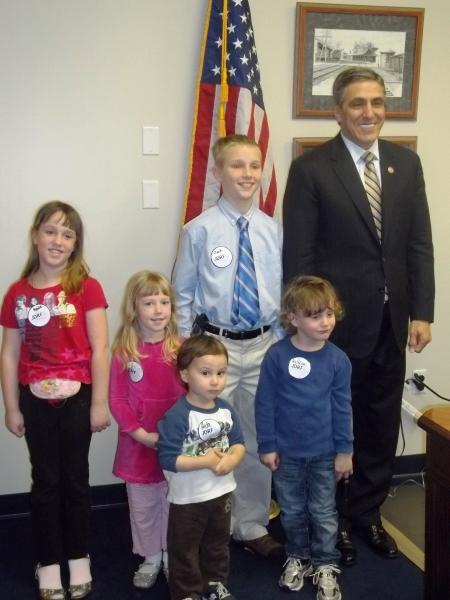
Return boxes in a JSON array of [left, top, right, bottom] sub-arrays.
[[294, 3, 424, 118], [292, 136, 418, 158]]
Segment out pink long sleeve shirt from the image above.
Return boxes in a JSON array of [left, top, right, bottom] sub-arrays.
[[109, 340, 185, 484]]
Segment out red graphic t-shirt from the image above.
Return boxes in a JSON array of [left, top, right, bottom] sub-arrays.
[[0, 277, 107, 384]]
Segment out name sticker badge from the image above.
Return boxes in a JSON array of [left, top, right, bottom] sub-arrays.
[[198, 419, 221, 440], [27, 304, 51, 327], [288, 356, 311, 379], [211, 246, 232, 268], [128, 361, 143, 383]]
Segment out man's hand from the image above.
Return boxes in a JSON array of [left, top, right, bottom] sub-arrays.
[[408, 320, 432, 353]]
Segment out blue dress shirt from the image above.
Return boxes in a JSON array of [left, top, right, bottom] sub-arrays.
[[172, 197, 283, 338]]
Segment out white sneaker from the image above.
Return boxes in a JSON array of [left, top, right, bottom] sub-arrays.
[[202, 581, 235, 599], [132, 559, 161, 589], [313, 565, 342, 600], [279, 557, 313, 592]]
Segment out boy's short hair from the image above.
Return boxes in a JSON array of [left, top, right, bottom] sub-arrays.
[[177, 334, 229, 371], [280, 275, 344, 333], [212, 134, 261, 167]]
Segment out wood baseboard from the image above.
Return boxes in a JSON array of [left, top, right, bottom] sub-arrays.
[[382, 516, 425, 571]]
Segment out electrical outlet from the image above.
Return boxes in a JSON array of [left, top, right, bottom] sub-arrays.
[[411, 369, 427, 394]]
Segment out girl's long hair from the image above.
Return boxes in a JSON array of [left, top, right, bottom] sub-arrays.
[[21, 200, 89, 294], [112, 271, 180, 368]]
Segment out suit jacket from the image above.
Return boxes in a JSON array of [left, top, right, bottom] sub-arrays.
[[282, 134, 434, 358]]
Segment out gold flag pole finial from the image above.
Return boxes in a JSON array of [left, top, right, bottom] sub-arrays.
[[218, 0, 228, 137]]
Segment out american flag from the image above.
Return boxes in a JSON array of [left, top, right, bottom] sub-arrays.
[[182, 0, 277, 223]]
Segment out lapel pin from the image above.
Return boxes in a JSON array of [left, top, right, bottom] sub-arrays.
[[387, 166, 394, 174]]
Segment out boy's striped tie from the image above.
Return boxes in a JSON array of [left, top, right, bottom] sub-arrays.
[[231, 216, 260, 328]]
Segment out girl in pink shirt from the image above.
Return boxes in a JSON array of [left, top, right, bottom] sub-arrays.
[[109, 271, 184, 590]]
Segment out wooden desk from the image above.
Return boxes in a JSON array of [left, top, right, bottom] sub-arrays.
[[418, 406, 450, 600]]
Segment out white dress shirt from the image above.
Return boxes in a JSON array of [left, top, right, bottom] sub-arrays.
[[341, 134, 382, 188]]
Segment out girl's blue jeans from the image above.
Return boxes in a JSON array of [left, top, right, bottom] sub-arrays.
[[273, 453, 340, 566]]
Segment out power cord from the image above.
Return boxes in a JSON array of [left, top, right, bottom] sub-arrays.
[[399, 371, 449, 459], [404, 372, 450, 402], [398, 417, 406, 456], [394, 372, 446, 487], [388, 473, 425, 498]]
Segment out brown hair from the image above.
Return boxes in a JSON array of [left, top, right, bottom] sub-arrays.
[[177, 335, 228, 372], [280, 275, 344, 334], [21, 200, 89, 295], [332, 67, 385, 106], [212, 134, 261, 168], [112, 271, 180, 367]]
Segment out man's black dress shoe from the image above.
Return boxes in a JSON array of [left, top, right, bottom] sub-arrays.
[[336, 528, 356, 566], [236, 534, 285, 563], [365, 524, 398, 558]]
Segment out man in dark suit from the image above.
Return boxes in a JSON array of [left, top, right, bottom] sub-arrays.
[[282, 67, 434, 565]]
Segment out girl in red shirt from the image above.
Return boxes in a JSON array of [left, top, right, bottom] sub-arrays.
[[1, 201, 110, 600]]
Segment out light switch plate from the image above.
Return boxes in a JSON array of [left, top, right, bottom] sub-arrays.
[[142, 126, 159, 155], [142, 180, 159, 208]]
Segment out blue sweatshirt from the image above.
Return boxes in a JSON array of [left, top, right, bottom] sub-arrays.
[[255, 336, 353, 458]]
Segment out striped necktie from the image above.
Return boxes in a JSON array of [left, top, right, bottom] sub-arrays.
[[231, 216, 260, 328], [363, 151, 382, 241]]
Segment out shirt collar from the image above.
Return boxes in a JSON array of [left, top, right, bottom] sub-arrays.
[[340, 133, 380, 165], [218, 196, 255, 224]]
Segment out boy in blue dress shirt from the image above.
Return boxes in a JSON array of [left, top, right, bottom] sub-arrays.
[[256, 276, 353, 600], [172, 134, 283, 560]]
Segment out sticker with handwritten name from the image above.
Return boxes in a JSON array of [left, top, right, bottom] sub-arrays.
[[211, 246, 233, 268]]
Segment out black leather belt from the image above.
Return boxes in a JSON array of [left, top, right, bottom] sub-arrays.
[[203, 322, 271, 341]]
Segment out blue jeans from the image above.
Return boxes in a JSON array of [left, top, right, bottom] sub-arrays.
[[273, 454, 340, 566]]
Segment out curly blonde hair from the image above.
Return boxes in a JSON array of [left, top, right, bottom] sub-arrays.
[[280, 275, 344, 334]]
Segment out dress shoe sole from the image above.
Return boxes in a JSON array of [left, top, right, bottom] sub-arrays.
[[234, 536, 285, 563]]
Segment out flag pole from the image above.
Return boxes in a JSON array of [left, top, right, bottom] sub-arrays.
[[218, 0, 228, 137]]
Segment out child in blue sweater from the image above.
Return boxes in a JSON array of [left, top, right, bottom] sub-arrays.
[[255, 276, 353, 600]]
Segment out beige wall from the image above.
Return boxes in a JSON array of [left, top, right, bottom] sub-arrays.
[[1, 0, 448, 494]]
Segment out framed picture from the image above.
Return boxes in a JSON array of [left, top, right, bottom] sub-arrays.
[[292, 136, 417, 158], [294, 3, 424, 118]]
